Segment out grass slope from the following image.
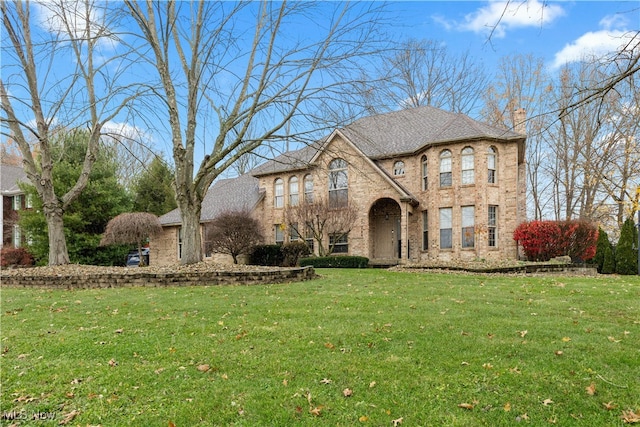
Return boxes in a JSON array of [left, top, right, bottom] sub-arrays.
[[1, 269, 639, 426]]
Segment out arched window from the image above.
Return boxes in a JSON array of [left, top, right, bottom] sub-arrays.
[[421, 155, 428, 190], [289, 176, 299, 206], [328, 158, 348, 208], [393, 161, 405, 176], [461, 147, 474, 185], [439, 150, 452, 187], [274, 178, 284, 208], [304, 174, 314, 203], [487, 146, 497, 184]]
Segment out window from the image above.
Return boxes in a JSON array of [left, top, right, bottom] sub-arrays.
[[274, 224, 284, 245], [439, 150, 452, 187], [393, 161, 405, 176], [488, 205, 498, 247], [328, 158, 348, 208], [304, 174, 314, 203], [422, 210, 429, 251], [461, 206, 475, 248], [461, 147, 474, 185], [274, 178, 284, 208], [421, 155, 428, 190], [488, 146, 497, 184], [329, 233, 348, 253], [289, 222, 300, 241], [289, 176, 299, 206], [177, 227, 183, 259], [12, 195, 22, 211], [25, 194, 33, 209], [439, 208, 452, 249], [13, 225, 21, 248], [305, 224, 315, 253]]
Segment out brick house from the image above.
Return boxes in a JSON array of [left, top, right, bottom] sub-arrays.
[[1, 163, 30, 248], [154, 106, 526, 265]]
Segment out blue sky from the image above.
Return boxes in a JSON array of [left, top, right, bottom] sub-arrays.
[[386, 1, 636, 73]]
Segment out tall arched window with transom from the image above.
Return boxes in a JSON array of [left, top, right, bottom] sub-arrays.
[[488, 146, 497, 184], [439, 150, 452, 187], [274, 178, 284, 208], [461, 147, 474, 185], [289, 176, 299, 206]]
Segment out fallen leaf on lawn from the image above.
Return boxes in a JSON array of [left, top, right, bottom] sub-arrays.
[[108, 358, 118, 367], [320, 378, 332, 384], [509, 367, 522, 374], [197, 364, 210, 372], [516, 413, 530, 421], [343, 388, 353, 397], [603, 401, 617, 410], [168, 422, 176, 427], [309, 406, 323, 416], [519, 330, 528, 338], [487, 333, 495, 339], [59, 409, 79, 425], [17, 353, 29, 359], [555, 350, 563, 356], [324, 342, 335, 350], [562, 337, 571, 342], [461, 361, 470, 366], [392, 417, 403, 426], [458, 403, 475, 410], [13, 395, 35, 403], [542, 398, 554, 406], [504, 402, 511, 412], [114, 328, 124, 334], [369, 381, 376, 388], [359, 415, 369, 422], [65, 392, 75, 398], [586, 383, 597, 396], [155, 368, 165, 374], [221, 373, 228, 380], [282, 378, 288, 386], [608, 336, 621, 343], [621, 409, 640, 423], [482, 363, 493, 369]]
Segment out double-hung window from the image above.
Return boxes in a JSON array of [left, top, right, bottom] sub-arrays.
[[461, 206, 475, 248], [439, 208, 452, 249], [488, 205, 498, 247], [461, 147, 474, 185], [439, 150, 452, 187], [328, 158, 348, 208]]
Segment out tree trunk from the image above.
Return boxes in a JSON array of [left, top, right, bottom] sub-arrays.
[[179, 199, 202, 265], [44, 205, 70, 266]]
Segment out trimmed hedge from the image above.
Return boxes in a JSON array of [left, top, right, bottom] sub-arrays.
[[300, 256, 369, 268], [249, 245, 285, 266], [1, 247, 34, 268]]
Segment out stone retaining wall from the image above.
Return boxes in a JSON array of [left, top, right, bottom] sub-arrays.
[[0, 266, 317, 289]]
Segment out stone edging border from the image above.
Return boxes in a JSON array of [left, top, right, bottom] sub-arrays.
[[0, 266, 317, 289]]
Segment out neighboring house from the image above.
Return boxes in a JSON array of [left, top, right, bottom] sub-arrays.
[[155, 106, 526, 265], [1, 163, 30, 248]]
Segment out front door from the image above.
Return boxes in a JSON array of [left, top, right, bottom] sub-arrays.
[[369, 198, 401, 260]]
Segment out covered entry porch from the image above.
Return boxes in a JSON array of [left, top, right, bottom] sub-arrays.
[[368, 197, 415, 265]]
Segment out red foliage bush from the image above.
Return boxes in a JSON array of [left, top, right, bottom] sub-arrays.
[[513, 220, 598, 262], [1, 247, 34, 267]]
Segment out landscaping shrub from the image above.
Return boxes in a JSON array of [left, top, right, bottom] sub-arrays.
[[249, 244, 284, 266], [0, 247, 34, 267], [513, 220, 562, 261], [602, 243, 615, 274], [281, 241, 310, 267], [557, 220, 598, 262], [615, 217, 638, 275], [593, 227, 609, 272], [514, 220, 597, 262], [300, 255, 369, 268]]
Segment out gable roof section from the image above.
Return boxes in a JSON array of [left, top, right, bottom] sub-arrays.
[[339, 105, 524, 159], [1, 164, 28, 195], [251, 141, 324, 177], [159, 173, 263, 226]]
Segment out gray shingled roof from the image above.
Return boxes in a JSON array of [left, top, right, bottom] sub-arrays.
[[251, 141, 323, 177], [1, 164, 27, 195], [340, 105, 523, 159], [159, 173, 263, 226]]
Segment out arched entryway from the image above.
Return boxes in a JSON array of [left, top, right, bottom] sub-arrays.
[[369, 198, 402, 260]]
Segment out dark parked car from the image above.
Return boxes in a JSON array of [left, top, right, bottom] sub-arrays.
[[126, 248, 150, 267]]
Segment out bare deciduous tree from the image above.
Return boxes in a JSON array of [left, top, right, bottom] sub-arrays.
[[124, 0, 387, 264], [100, 212, 162, 266], [285, 197, 358, 257], [204, 210, 263, 264], [1, 0, 140, 265], [359, 39, 488, 115]]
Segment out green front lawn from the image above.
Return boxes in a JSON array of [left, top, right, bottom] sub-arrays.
[[1, 269, 639, 426]]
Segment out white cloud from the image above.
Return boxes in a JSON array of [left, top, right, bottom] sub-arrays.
[[457, 0, 566, 38], [550, 15, 635, 69], [33, 1, 117, 50]]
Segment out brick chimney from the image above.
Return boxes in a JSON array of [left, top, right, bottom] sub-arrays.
[[514, 108, 526, 135]]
